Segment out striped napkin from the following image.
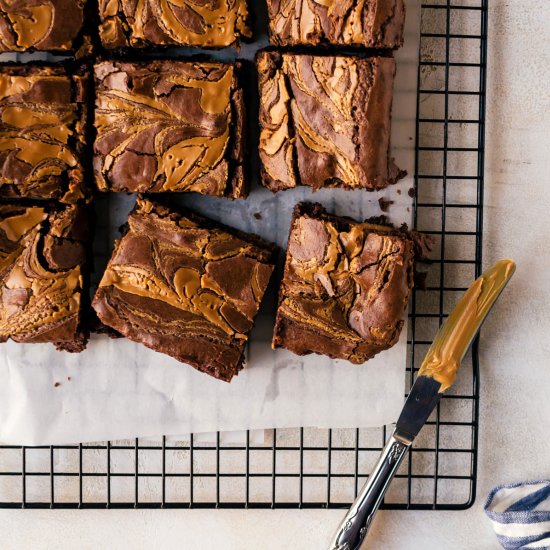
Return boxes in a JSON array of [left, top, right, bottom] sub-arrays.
[[485, 481, 550, 549]]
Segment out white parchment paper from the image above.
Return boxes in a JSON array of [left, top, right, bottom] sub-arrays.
[[0, 3, 420, 445]]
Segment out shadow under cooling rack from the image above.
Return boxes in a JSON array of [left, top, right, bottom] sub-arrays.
[[0, 0, 487, 510]]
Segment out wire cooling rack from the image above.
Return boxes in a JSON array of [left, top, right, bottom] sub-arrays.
[[0, 0, 487, 510]]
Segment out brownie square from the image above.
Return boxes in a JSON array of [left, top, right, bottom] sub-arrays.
[[0, 0, 88, 53], [93, 60, 246, 198], [267, 0, 405, 49], [273, 203, 414, 363], [0, 203, 90, 352], [98, 0, 251, 49], [0, 65, 89, 203], [258, 51, 404, 192], [92, 198, 276, 382]]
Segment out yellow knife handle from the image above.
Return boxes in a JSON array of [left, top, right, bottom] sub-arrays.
[[418, 259, 516, 392]]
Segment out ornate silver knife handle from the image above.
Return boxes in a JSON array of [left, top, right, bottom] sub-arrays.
[[329, 430, 411, 550]]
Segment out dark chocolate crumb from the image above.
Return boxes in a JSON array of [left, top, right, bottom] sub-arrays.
[[366, 214, 389, 225], [415, 271, 428, 290], [397, 189, 401, 195], [54, 382, 61, 388], [67, 377, 72, 381], [253, 212, 262, 220], [408, 187, 416, 198], [410, 230, 434, 260], [378, 198, 394, 212]]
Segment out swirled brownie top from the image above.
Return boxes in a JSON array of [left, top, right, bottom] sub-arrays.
[[98, 0, 251, 49], [267, 0, 405, 49], [0, 203, 89, 353], [0, 65, 89, 203], [0, 0, 87, 53], [93, 198, 276, 382], [258, 52, 404, 193], [93, 60, 246, 198], [273, 202, 415, 364]]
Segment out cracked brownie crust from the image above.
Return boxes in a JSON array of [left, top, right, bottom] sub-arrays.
[[0, 65, 90, 203], [98, 0, 251, 49], [267, 0, 405, 49], [0, 0, 88, 53], [258, 51, 404, 193], [93, 60, 247, 198], [273, 202, 415, 363], [0, 203, 90, 352], [92, 198, 277, 382]]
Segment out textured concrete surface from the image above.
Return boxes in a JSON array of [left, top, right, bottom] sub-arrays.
[[1, 1, 549, 548]]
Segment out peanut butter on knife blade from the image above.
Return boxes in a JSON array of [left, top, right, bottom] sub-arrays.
[[418, 259, 516, 392]]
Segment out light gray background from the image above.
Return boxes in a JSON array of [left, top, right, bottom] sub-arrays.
[[1, 0, 549, 547]]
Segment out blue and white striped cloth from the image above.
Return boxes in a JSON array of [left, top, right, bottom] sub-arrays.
[[485, 481, 550, 549]]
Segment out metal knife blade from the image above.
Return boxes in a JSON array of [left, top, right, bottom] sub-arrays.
[[393, 376, 443, 444], [329, 259, 516, 550]]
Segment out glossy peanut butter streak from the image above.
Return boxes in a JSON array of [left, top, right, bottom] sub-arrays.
[[99, 0, 251, 48], [0, 0, 86, 52], [93, 60, 245, 198], [419, 259, 516, 391], [93, 199, 276, 382], [258, 52, 403, 192], [0, 66, 88, 203], [273, 203, 415, 363], [0, 204, 88, 352], [267, 0, 405, 48]]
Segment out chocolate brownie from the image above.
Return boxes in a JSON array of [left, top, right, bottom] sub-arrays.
[[0, 203, 90, 352], [258, 51, 404, 192], [0, 0, 88, 53], [93, 60, 247, 198], [267, 0, 405, 49], [92, 198, 276, 382], [98, 0, 251, 49], [273, 203, 415, 363], [0, 65, 90, 203]]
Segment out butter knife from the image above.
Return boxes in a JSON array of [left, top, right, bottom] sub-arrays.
[[329, 259, 516, 550]]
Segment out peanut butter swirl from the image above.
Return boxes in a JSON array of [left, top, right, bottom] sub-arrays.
[[98, 0, 251, 49], [267, 0, 405, 49], [418, 259, 516, 392], [0, 204, 89, 352], [258, 52, 404, 193], [0, 0, 86, 52], [273, 203, 415, 363], [93, 198, 276, 382], [93, 60, 246, 198], [0, 65, 89, 203]]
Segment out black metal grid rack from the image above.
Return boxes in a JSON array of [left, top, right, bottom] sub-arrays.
[[0, 0, 487, 510]]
